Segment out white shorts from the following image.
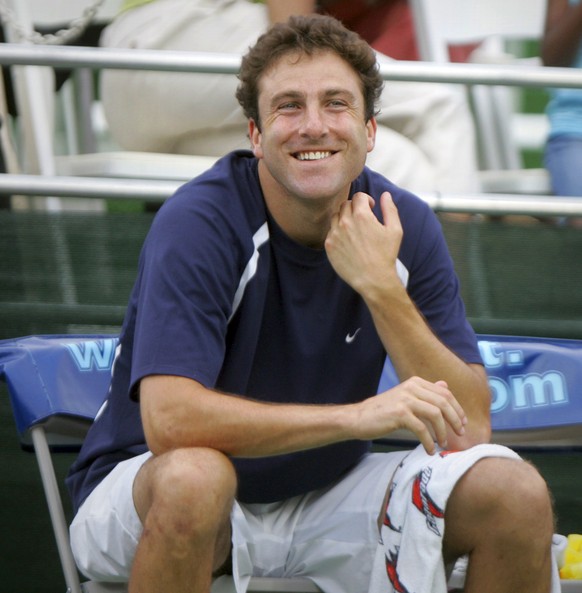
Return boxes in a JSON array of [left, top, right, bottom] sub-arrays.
[[70, 445, 538, 593], [70, 450, 408, 591]]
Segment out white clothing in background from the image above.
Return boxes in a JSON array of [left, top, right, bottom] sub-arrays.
[[99, 0, 480, 193]]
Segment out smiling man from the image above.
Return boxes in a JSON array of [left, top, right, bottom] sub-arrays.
[[66, 15, 557, 593]]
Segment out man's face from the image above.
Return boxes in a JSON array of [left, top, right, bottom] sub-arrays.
[[249, 50, 376, 205]]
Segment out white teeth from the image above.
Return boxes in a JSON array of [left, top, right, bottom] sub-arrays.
[[296, 151, 332, 161]]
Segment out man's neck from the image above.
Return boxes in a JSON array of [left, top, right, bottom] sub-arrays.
[[258, 164, 349, 249]]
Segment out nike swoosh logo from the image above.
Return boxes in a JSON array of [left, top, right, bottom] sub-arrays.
[[345, 328, 361, 344]]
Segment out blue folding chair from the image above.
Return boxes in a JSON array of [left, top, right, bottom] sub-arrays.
[[1, 333, 582, 592]]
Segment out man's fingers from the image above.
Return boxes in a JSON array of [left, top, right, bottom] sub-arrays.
[[379, 191, 397, 223], [427, 380, 467, 436], [407, 416, 438, 455], [351, 191, 375, 210], [401, 407, 446, 455], [397, 378, 466, 448], [411, 397, 450, 450]]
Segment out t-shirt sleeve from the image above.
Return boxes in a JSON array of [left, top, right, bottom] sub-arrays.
[[401, 202, 482, 365], [129, 193, 242, 392]]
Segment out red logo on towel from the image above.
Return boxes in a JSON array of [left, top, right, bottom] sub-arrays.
[[386, 549, 411, 593], [412, 468, 445, 536], [439, 449, 459, 457]]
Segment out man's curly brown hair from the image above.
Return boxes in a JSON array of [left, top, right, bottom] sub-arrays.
[[235, 14, 384, 130]]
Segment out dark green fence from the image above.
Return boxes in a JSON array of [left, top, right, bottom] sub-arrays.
[[443, 215, 582, 338], [0, 210, 154, 338], [2, 210, 582, 339]]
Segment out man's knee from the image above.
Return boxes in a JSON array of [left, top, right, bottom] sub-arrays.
[[135, 447, 237, 536], [445, 457, 554, 557], [466, 457, 552, 522]]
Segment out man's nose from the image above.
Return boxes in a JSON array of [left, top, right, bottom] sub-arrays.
[[299, 106, 328, 137]]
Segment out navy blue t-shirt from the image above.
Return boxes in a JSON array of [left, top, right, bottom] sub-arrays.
[[66, 150, 481, 512]]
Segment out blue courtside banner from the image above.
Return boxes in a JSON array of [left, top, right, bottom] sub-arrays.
[[1, 333, 581, 440], [478, 335, 582, 431], [380, 335, 582, 433]]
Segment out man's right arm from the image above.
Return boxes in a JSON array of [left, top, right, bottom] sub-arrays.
[[140, 372, 466, 458]]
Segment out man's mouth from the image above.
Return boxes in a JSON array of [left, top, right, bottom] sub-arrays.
[[294, 151, 333, 161]]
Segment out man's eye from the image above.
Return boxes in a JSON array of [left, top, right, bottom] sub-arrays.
[[279, 102, 299, 110]]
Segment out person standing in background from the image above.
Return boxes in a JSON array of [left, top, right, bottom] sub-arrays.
[[542, 0, 582, 197], [273, 0, 476, 62]]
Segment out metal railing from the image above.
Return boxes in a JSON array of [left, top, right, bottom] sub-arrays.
[[1, 42, 582, 89], [2, 173, 582, 217], [0, 173, 178, 203]]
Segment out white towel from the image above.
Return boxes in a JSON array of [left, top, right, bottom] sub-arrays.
[[368, 443, 561, 593]]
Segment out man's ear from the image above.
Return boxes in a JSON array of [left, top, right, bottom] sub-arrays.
[[249, 119, 263, 159], [366, 117, 377, 153]]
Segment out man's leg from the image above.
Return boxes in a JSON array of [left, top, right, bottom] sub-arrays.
[[129, 447, 237, 593], [443, 457, 554, 593]]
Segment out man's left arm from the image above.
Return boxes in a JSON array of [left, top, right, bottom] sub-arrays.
[[325, 191, 491, 449]]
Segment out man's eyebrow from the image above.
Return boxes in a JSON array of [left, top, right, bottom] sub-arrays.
[[323, 88, 358, 102], [269, 90, 304, 108]]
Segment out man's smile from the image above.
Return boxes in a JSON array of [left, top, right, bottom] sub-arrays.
[[294, 151, 335, 161]]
